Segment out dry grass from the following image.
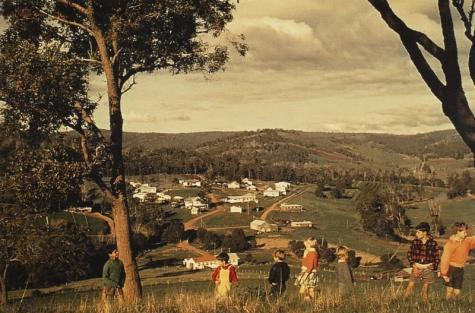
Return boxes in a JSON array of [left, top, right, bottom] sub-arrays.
[[5, 283, 475, 313]]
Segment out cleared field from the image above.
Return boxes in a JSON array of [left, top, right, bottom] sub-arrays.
[[266, 189, 399, 256], [406, 198, 475, 230]]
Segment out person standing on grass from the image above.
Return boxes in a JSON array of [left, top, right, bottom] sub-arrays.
[[295, 237, 319, 301], [404, 222, 440, 301], [211, 252, 238, 300], [101, 247, 125, 305], [440, 222, 475, 300], [336, 246, 354, 297], [268, 249, 290, 297]]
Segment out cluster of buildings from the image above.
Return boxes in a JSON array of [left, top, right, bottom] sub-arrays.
[[263, 181, 291, 197], [183, 253, 240, 270], [184, 196, 208, 215]]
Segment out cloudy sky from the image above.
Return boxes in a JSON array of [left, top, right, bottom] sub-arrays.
[[3, 1, 475, 134]]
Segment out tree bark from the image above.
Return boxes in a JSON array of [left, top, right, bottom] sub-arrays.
[[111, 195, 142, 302]]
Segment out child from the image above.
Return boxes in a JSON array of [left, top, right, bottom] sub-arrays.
[[268, 249, 290, 296], [295, 237, 319, 301], [101, 247, 125, 307], [211, 252, 238, 300], [336, 246, 354, 297], [404, 222, 439, 301], [440, 222, 475, 300]]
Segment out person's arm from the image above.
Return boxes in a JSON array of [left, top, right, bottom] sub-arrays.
[[431, 241, 440, 271], [283, 263, 290, 283], [407, 241, 416, 267], [229, 266, 238, 283], [466, 236, 475, 249], [343, 264, 353, 286], [211, 267, 220, 282], [268, 265, 277, 284], [313, 252, 319, 272], [102, 261, 116, 287]]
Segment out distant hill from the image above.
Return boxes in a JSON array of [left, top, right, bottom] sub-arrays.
[[117, 128, 471, 173], [119, 128, 468, 158]]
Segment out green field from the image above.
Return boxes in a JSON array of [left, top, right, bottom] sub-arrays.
[[267, 189, 398, 256], [406, 198, 475, 231], [45, 211, 108, 234]]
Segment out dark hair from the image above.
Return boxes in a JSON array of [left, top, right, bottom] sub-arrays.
[[452, 222, 468, 234], [415, 222, 430, 233], [216, 252, 229, 262], [105, 245, 118, 255]]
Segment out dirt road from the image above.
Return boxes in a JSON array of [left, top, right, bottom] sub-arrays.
[[183, 193, 225, 230], [260, 187, 309, 221]]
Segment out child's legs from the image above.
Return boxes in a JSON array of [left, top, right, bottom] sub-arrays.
[[452, 288, 461, 298], [445, 287, 454, 300], [421, 283, 430, 300], [404, 281, 415, 297]]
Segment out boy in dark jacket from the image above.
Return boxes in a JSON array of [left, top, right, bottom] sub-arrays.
[[268, 249, 290, 296], [102, 247, 125, 304]]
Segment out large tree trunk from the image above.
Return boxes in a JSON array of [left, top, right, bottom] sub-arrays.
[[111, 195, 142, 302], [109, 93, 142, 302]]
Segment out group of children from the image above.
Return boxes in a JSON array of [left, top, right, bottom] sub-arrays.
[[101, 221, 475, 304], [211, 237, 354, 301]]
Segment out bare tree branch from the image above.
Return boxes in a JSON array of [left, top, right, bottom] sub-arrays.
[[56, 0, 89, 15], [452, 0, 474, 40], [37, 9, 94, 36], [77, 57, 101, 65], [121, 75, 137, 94], [440, 0, 463, 88], [367, 0, 446, 100]]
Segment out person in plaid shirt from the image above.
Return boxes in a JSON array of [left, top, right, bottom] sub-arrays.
[[404, 222, 440, 301]]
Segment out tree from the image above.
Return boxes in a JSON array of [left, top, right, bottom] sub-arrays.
[[0, 0, 245, 302], [367, 0, 475, 164]]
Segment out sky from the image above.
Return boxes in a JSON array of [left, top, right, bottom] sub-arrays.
[[2, 1, 475, 134]]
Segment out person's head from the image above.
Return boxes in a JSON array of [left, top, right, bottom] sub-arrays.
[[452, 222, 469, 240], [415, 222, 430, 240], [304, 237, 317, 249], [336, 246, 349, 261], [273, 249, 286, 262], [107, 247, 119, 260], [216, 252, 229, 265]]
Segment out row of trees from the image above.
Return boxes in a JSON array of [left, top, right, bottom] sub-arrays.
[[122, 146, 447, 187], [196, 228, 254, 252]]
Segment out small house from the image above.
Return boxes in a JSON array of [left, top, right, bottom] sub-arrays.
[[227, 181, 241, 189], [263, 188, 280, 197], [230, 206, 243, 213]]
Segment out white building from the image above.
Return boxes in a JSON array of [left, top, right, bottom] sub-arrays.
[[191, 207, 200, 215], [132, 192, 148, 202], [184, 197, 208, 209], [246, 185, 257, 191], [230, 206, 243, 213], [138, 185, 157, 194], [280, 203, 304, 212], [250, 220, 278, 232], [67, 206, 93, 213], [227, 193, 257, 203], [183, 253, 240, 270], [290, 221, 313, 228], [182, 179, 202, 187], [227, 181, 241, 189], [275, 182, 291, 190], [263, 188, 280, 197]]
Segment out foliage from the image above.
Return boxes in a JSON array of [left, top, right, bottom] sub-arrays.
[[288, 240, 305, 258], [4, 139, 85, 212], [161, 220, 185, 244], [221, 229, 250, 252], [355, 182, 410, 239]]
